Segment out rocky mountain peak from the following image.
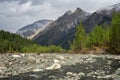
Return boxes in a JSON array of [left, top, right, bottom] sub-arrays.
[[74, 8, 84, 14], [64, 10, 72, 16]]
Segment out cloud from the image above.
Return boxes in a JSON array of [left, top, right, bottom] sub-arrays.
[[0, 0, 120, 32]]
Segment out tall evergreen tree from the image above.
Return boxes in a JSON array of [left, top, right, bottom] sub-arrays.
[[110, 12, 120, 53], [88, 25, 105, 47], [73, 23, 86, 52]]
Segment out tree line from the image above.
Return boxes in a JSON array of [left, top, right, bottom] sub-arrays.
[[0, 30, 65, 53]]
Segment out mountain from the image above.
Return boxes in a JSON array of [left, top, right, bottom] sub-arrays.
[[16, 20, 53, 39], [83, 12, 112, 33], [84, 3, 120, 33], [33, 8, 90, 49], [17, 3, 120, 49]]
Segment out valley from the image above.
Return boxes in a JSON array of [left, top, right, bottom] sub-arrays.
[[0, 2, 120, 80]]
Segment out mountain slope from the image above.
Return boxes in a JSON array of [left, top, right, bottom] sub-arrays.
[[84, 3, 120, 33], [33, 8, 90, 49], [83, 12, 112, 33], [16, 20, 53, 39], [32, 3, 120, 49]]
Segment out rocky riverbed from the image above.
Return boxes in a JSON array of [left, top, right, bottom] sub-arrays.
[[0, 53, 120, 80]]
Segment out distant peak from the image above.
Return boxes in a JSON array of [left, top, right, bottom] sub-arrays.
[[96, 3, 120, 14]]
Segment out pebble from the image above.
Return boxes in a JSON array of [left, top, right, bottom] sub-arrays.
[[103, 75, 112, 78], [46, 59, 61, 70], [107, 60, 112, 65], [114, 75, 120, 80], [21, 54, 26, 57], [33, 68, 44, 72], [0, 66, 7, 74], [12, 55, 21, 58], [29, 74, 39, 78], [56, 55, 64, 60], [78, 72, 85, 76], [116, 68, 120, 75], [66, 72, 77, 77]]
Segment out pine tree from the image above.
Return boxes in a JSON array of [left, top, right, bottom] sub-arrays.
[[110, 12, 120, 53], [88, 25, 105, 47], [73, 23, 86, 52]]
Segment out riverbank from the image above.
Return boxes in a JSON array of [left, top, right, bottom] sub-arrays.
[[0, 53, 120, 80]]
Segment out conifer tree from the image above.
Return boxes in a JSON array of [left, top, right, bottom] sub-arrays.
[[73, 23, 86, 52], [110, 12, 120, 53]]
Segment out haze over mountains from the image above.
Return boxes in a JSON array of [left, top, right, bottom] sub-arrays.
[[16, 3, 120, 49]]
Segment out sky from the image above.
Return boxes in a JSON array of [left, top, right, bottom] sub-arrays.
[[0, 0, 120, 32]]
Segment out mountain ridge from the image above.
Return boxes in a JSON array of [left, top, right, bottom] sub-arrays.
[[17, 3, 120, 49], [33, 8, 90, 49], [16, 19, 53, 39]]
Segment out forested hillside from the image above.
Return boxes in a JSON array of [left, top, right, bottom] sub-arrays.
[[0, 30, 64, 53]]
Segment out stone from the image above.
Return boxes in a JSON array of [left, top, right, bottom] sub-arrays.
[[66, 72, 77, 77], [35, 59, 41, 63], [97, 76, 103, 78], [21, 54, 26, 57], [114, 75, 120, 80], [12, 55, 21, 58], [107, 60, 112, 65], [0, 66, 7, 74], [116, 68, 120, 75], [29, 74, 39, 78], [0, 62, 6, 67], [46, 63, 61, 70], [78, 72, 85, 76], [33, 68, 43, 72], [54, 59, 60, 64], [48, 76, 56, 79], [56, 55, 64, 60], [103, 75, 112, 78], [46, 59, 61, 70]]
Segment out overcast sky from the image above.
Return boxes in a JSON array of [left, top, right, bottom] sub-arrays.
[[0, 0, 120, 32]]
